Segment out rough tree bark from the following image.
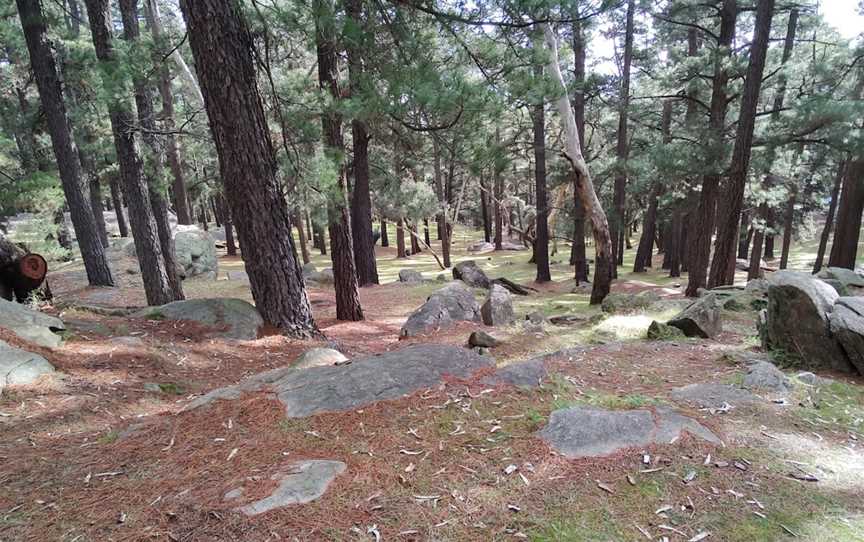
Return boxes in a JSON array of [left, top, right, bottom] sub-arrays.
[[396, 217, 406, 258], [108, 174, 128, 237], [493, 131, 504, 251], [145, 0, 193, 226], [293, 209, 310, 265], [570, 9, 589, 283], [685, 0, 737, 296], [345, 0, 379, 286], [828, 160, 864, 269], [532, 52, 551, 283], [709, 0, 775, 287], [119, 0, 184, 301], [380, 218, 389, 247], [748, 202, 768, 280], [813, 161, 846, 273], [779, 186, 797, 269], [432, 136, 452, 267], [611, 0, 635, 274], [179, 0, 317, 335], [16, 0, 114, 287], [634, 99, 671, 272], [85, 0, 175, 304], [315, 0, 364, 321], [544, 24, 612, 304]]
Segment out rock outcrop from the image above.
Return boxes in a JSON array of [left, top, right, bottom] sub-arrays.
[[400, 282, 481, 337], [481, 284, 515, 326], [137, 298, 263, 340], [452, 260, 491, 289], [667, 293, 722, 338], [0, 298, 65, 347]]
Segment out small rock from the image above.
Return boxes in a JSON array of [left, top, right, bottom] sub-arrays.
[[525, 311, 547, 325], [601, 291, 659, 314], [469, 330, 501, 348], [646, 321, 685, 341], [135, 298, 263, 340], [668, 293, 722, 338], [235, 460, 346, 515], [0, 339, 55, 393], [670, 383, 760, 409], [293, 347, 348, 369], [481, 284, 515, 326], [398, 269, 424, 283], [0, 298, 65, 348], [742, 361, 792, 393], [400, 282, 481, 337], [796, 371, 833, 386], [452, 260, 491, 289]]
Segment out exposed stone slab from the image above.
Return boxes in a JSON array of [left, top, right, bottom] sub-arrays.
[[136, 298, 263, 340], [0, 339, 54, 392], [537, 406, 720, 459], [400, 282, 481, 337], [293, 348, 348, 370], [668, 293, 722, 338], [481, 358, 546, 388], [0, 298, 65, 347], [670, 383, 760, 409], [225, 460, 346, 515], [186, 344, 495, 418], [452, 260, 491, 289], [742, 361, 792, 393]]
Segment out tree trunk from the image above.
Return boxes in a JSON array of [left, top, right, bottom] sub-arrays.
[[533, 59, 551, 283], [748, 211, 765, 281], [493, 131, 504, 251], [345, 0, 378, 287], [737, 211, 752, 259], [316, 224, 327, 255], [611, 0, 635, 277], [410, 223, 421, 254], [814, 161, 846, 273], [145, 0, 192, 226], [544, 24, 612, 304], [293, 210, 310, 265], [314, 0, 363, 321], [570, 12, 588, 283], [85, 164, 109, 247], [779, 187, 796, 269], [668, 207, 682, 277], [120, 0, 184, 301], [380, 218, 389, 247], [109, 174, 128, 237], [179, 0, 316, 335], [220, 194, 237, 257], [85, 0, 175, 304], [634, 99, 671, 273], [685, 0, 737, 296], [432, 137, 452, 267], [16, 0, 114, 287], [396, 217, 406, 258], [709, 0, 775, 287], [828, 159, 864, 269], [480, 174, 492, 243]]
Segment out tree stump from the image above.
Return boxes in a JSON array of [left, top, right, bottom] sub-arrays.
[[0, 236, 48, 302]]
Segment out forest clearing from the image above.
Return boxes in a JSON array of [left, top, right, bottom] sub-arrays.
[[2, 0, 864, 540]]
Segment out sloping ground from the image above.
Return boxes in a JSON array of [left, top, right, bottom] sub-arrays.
[[3, 238, 864, 541]]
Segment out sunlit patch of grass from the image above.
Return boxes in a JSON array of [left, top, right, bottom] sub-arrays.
[[98, 430, 119, 445], [797, 380, 864, 433], [530, 508, 629, 541], [552, 389, 665, 411]]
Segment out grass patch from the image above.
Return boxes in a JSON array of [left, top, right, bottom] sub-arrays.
[[553, 389, 665, 411], [797, 380, 864, 431], [530, 508, 628, 541], [98, 430, 119, 445]]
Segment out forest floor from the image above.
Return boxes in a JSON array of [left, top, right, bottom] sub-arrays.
[[2, 229, 864, 541]]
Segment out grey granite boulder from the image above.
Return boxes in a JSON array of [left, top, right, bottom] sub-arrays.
[[398, 269, 425, 283], [668, 293, 722, 338], [293, 347, 348, 369], [481, 284, 515, 326], [482, 358, 546, 388], [400, 282, 481, 337], [186, 344, 494, 418], [537, 406, 719, 459], [452, 260, 491, 289], [468, 330, 501, 348], [227, 460, 346, 515], [137, 298, 263, 340], [742, 361, 792, 393], [467, 241, 495, 253], [174, 227, 218, 279], [305, 268, 334, 286], [829, 297, 864, 375], [601, 291, 659, 314], [817, 267, 864, 289], [0, 298, 65, 347], [670, 383, 760, 409], [0, 339, 54, 393], [764, 271, 851, 372], [646, 321, 685, 340]]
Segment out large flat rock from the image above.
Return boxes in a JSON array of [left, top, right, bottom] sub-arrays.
[[0, 339, 54, 392], [400, 282, 481, 337], [537, 406, 720, 459], [136, 298, 263, 340], [830, 297, 864, 375], [226, 460, 346, 515], [186, 344, 495, 418], [670, 383, 760, 409], [0, 298, 65, 347]]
